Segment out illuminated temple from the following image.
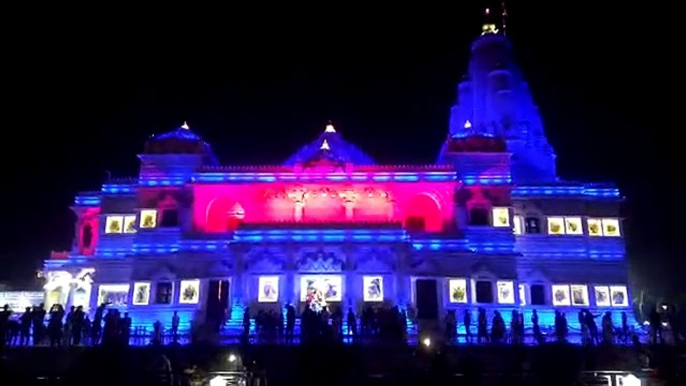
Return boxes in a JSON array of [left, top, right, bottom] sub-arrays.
[[42, 17, 633, 335]]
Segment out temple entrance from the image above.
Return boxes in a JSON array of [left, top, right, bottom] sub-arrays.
[[206, 279, 230, 331], [415, 279, 439, 320]]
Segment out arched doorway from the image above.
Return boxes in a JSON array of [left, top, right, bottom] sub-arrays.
[[404, 193, 442, 232], [206, 198, 245, 232]]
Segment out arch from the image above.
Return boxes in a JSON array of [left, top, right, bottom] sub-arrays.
[[404, 193, 443, 233], [206, 197, 245, 233], [82, 224, 93, 248], [469, 207, 490, 226]]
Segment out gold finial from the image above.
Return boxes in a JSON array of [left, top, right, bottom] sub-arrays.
[[325, 121, 336, 133], [181, 121, 189, 130], [320, 139, 330, 150], [481, 7, 498, 35]]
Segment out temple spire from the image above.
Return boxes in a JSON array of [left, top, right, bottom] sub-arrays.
[[320, 139, 330, 150], [501, 1, 508, 36], [181, 121, 189, 130], [324, 121, 336, 133]]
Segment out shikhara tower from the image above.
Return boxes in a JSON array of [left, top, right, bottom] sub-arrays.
[[439, 6, 557, 182], [39, 7, 633, 340]]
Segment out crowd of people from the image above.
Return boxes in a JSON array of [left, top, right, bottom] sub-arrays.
[[241, 304, 409, 344], [2, 301, 685, 348], [0, 303, 183, 349]]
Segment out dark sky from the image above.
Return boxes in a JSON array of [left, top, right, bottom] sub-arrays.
[[1, 3, 678, 296]]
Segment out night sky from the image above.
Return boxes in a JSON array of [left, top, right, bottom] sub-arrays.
[[2, 4, 678, 298]]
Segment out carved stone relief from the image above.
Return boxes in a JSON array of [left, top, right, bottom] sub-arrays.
[[203, 259, 233, 275], [355, 247, 395, 272], [245, 247, 285, 273], [297, 249, 344, 272], [145, 262, 176, 280], [410, 258, 439, 275]]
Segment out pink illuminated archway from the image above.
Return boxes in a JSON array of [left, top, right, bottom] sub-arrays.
[[206, 197, 245, 233], [404, 193, 443, 232]]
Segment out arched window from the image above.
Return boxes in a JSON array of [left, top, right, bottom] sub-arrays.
[[524, 217, 540, 234], [469, 208, 489, 226], [82, 224, 93, 248], [160, 209, 179, 227], [206, 198, 245, 232], [404, 194, 443, 233]]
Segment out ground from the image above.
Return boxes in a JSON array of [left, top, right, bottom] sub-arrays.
[[2, 343, 683, 385]]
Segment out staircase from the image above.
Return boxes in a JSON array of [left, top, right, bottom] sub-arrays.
[[224, 304, 419, 341]]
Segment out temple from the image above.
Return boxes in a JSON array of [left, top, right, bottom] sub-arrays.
[[42, 12, 632, 336]]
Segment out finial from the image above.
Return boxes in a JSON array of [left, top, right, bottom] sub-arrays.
[[181, 121, 189, 130], [464, 120, 472, 129], [320, 139, 330, 150], [325, 121, 336, 133], [481, 6, 498, 35]]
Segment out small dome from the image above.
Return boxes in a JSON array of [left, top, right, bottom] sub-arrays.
[[142, 122, 218, 165], [283, 124, 375, 165], [144, 122, 212, 155]]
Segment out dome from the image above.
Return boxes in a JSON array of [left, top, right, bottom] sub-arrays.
[[283, 123, 375, 166], [143, 122, 213, 155]]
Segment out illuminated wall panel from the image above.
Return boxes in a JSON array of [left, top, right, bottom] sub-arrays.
[[512, 215, 522, 235], [448, 279, 468, 303], [547, 217, 564, 235], [518, 284, 526, 306], [98, 284, 130, 306], [564, 217, 582, 235], [105, 216, 124, 234], [132, 282, 151, 305], [123, 215, 137, 233], [363, 276, 384, 302], [300, 275, 342, 302], [594, 286, 610, 307], [570, 284, 589, 306], [0, 292, 44, 311], [552, 284, 570, 306], [193, 181, 455, 233], [496, 281, 515, 304], [609, 285, 628, 307], [179, 280, 200, 304], [492, 207, 510, 227], [602, 219, 621, 237], [139, 209, 157, 228], [258, 276, 279, 303]]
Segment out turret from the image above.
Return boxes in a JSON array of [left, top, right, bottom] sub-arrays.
[[439, 5, 557, 182], [138, 122, 218, 185]]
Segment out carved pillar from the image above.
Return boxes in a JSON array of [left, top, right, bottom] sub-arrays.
[[344, 202, 354, 220], [344, 245, 357, 309], [285, 247, 296, 304], [341, 189, 357, 221], [232, 245, 245, 306], [294, 202, 304, 222], [395, 246, 410, 307], [455, 187, 470, 230], [70, 207, 83, 252]]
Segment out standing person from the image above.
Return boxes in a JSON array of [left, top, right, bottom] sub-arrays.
[[286, 304, 296, 344], [19, 307, 32, 346], [463, 309, 472, 343], [171, 311, 180, 343]]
